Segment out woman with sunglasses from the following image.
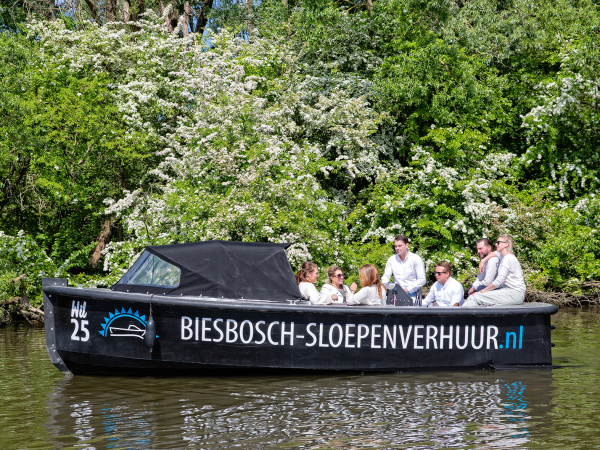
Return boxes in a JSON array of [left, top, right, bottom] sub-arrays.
[[463, 234, 526, 307], [320, 265, 351, 304]]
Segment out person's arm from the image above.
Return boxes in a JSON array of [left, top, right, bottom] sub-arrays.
[[450, 282, 464, 307], [422, 288, 435, 307], [405, 255, 426, 293], [320, 284, 338, 302], [381, 257, 393, 284], [302, 283, 332, 305], [470, 258, 499, 295], [478, 259, 499, 290], [480, 257, 510, 293], [478, 251, 498, 273], [347, 286, 372, 306]]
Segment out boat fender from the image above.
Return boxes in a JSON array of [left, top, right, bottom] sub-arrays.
[[145, 298, 156, 351], [145, 316, 156, 350]]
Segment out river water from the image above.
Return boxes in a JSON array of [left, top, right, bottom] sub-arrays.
[[1, 306, 599, 449]]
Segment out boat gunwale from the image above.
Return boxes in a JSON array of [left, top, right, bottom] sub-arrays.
[[43, 284, 558, 317]]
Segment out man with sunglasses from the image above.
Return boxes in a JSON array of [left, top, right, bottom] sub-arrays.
[[422, 262, 464, 307], [467, 238, 500, 296], [463, 234, 526, 307], [382, 234, 426, 301]]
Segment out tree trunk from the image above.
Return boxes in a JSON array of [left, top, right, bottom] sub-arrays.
[[182, 1, 192, 37], [46, 0, 56, 20], [130, 0, 146, 21], [246, 0, 253, 37], [89, 217, 115, 267], [105, 0, 118, 22], [122, 0, 131, 21], [83, 0, 102, 23], [194, 0, 213, 34]]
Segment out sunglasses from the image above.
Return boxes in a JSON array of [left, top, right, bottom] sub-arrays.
[[496, 240, 507, 244], [434, 271, 447, 276], [335, 273, 345, 278]]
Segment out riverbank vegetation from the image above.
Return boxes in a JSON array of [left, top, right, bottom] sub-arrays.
[[1, 0, 599, 318]]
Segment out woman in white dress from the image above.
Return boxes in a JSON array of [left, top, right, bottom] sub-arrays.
[[296, 261, 335, 305], [346, 264, 387, 306], [320, 265, 351, 304]]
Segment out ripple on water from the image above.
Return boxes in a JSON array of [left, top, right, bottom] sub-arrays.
[[1, 307, 600, 449], [42, 370, 552, 449]]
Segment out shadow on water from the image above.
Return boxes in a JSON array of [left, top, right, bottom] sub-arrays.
[[44, 369, 556, 449]]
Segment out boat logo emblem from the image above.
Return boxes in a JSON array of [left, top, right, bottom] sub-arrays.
[[99, 307, 157, 340]]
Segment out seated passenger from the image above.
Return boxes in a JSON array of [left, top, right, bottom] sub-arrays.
[[296, 261, 334, 305], [320, 265, 351, 304], [422, 262, 464, 307], [467, 238, 500, 296], [463, 234, 526, 307], [347, 264, 387, 306]]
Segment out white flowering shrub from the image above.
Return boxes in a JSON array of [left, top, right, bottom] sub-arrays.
[[26, 16, 387, 281], [520, 71, 600, 199], [4, 0, 599, 300]]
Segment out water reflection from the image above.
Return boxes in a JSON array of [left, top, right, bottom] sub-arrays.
[[45, 370, 554, 449]]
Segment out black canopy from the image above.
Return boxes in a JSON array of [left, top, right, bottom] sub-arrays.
[[112, 241, 302, 301]]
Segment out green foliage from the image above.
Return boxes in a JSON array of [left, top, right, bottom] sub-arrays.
[[528, 201, 600, 291], [0, 231, 64, 306], [2, 0, 600, 307]]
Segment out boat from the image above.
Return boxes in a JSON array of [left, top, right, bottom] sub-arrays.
[[42, 240, 558, 376]]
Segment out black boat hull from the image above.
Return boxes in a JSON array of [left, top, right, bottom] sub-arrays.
[[43, 279, 557, 375]]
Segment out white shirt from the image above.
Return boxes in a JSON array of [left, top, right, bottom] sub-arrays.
[[299, 282, 333, 305], [423, 277, 464, 307], [492, 254, 526, 292], [381, 251, 426, 293], [320, 283, 351, 304], [472, 254, 500, 291], [346, 285, 385, 306]]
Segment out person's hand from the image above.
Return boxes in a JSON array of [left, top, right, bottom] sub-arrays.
[[468, 286, 476, 296], [404, 288, 409, 293], [350, 282, 357, 293], [331, 294, 338, 301]]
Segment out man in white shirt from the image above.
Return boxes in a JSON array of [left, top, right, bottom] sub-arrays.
[[381, 234, 426, 300], [423, 262, 464, 307], [467, 238, 500, 296]]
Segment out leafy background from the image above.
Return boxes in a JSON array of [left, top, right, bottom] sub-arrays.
[[1, 0, 599, 306]]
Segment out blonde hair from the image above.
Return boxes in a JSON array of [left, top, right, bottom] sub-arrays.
[[498, 234, 514, 252], [358, 264, 387, 298]]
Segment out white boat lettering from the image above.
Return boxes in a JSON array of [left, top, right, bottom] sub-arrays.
[[371, 324, 382, 349], [329, 324, 343, 348], [226, 319, 238, 343], [426, 325, 438, 350], [413, 325, 424, 349], [70, 301, 90, 342], [306, 323, 317, 347], [357, 324, 369, 348], [255, 320, 266, 344], [179, 318, 516, 351]]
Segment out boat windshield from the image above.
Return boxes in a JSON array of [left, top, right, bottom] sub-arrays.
[[116, 251, 181, 288]]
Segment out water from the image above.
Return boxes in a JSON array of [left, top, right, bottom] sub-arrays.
[[1, 307, 599, 449]]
